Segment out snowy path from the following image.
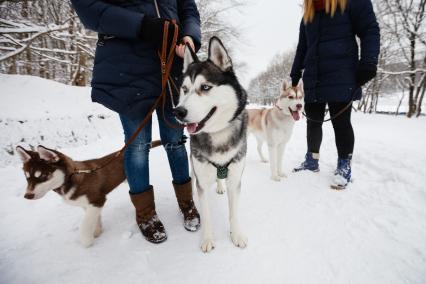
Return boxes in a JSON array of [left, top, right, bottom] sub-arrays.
[[1, 75, 426, 283], [1, 113, 426, 284]]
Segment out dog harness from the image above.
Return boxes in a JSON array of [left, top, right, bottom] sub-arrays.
[[208, 159, 233, 179]]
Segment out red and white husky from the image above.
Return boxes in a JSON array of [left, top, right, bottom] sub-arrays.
[[16, 145, 125, 247], [248, 81, 304, 181]]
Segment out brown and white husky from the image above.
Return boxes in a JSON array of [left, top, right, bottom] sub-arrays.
[[16, 145, 125, 247], [248, 81, 304, 181]]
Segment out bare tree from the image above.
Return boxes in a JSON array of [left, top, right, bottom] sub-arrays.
[[375, 0, 426, 117], [196, 0, 246, 72], [0, 0, 245, 86], [249, 0, 426, 114], [0, 0, 96, 85], [248, 50, 295, 105]]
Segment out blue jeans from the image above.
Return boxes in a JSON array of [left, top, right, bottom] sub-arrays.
[[119, 107, 190, 194]]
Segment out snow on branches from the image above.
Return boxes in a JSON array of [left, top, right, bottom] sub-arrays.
[[0, 0, 244, 86], [369, 0, 426, 117], [0, 20, 70, 62], [247, 51, 295, 105], [0, 1, 96, 86]]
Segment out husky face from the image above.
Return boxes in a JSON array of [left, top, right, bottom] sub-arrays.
[[276, 80, 305, 121], [16, 146, 65, 200], [174, 37, 246, 135]]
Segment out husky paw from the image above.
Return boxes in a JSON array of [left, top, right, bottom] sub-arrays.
[[216, 185, 225, 195], [279, 172, 288, 178], [231, 232, 248, 248], [80, 236, 95, 248], [94, 224, 103, 238], [271, 175, 281, 182], [201, 238, 215, 253], [261, 158, 268, 163]]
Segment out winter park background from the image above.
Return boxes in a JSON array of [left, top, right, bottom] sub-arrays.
[[1, 1, 426, 284]]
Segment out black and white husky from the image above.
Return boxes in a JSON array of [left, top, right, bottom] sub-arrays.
[[173, 37, 248, 253]]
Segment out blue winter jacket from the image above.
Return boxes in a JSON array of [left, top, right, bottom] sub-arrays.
[[70, 0, 201, 120], [290, 0, 380, 103]]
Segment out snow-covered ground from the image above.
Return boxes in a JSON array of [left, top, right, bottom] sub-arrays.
[[0, 74, 120, 167], [1, 75, 426, 284], [374, 92, 421, 114]]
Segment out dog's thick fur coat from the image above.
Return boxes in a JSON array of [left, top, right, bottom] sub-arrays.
[[16, 145, 125, 247], [248, 81, 304, 181], [176, 37, 248, 252]]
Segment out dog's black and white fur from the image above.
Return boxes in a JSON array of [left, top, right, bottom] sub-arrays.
[[174, 37, 248, 252]]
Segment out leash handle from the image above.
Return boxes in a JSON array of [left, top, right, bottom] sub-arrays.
[[154, 0, 185, 129], [123, 20, 180, 153], [159, 21, 185, 130]]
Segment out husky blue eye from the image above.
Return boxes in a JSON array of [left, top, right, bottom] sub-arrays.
[[182, 86, 188, 94], [201, 84, 212, 91]]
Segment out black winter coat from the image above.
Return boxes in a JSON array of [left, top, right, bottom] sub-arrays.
[[290, 0, 380, 103], [70, 0, 201, 120]]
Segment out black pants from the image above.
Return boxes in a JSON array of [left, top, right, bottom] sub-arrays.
[[305, 102, 354, 159]]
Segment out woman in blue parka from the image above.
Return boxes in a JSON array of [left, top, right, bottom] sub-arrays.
[[291, 0, 380, 189], [71, 0, 201, 243]]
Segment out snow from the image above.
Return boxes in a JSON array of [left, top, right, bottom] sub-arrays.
[[1, 75, 426, 284], [0, 74, 119, 167]]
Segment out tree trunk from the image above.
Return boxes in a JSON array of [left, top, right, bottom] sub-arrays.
[[74, 51, 88, 86], [415, 76, 426, 117], [396, 91, 405, 116], [407, 33, 417, 118]]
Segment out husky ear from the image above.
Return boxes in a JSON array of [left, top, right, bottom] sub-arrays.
[[208, 37, 232, 71], [298, 79, 304, 91], [16, 146, 31, 163], [37, 145, 59, 162], [183, 43, 198, 73], [282, 80, 290, 91]]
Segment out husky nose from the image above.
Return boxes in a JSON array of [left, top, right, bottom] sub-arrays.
[[296, 104, 303, 110], [24, 193, 35, 200], [173, 107, 187, 120]]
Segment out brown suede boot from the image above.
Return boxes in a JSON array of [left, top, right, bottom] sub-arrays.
[[173, 179, 200, 232], [130, 187, 167, 244]]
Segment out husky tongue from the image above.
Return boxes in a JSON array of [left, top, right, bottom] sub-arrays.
[[291, 110, 301, 121], [187, 123, 198, 134]]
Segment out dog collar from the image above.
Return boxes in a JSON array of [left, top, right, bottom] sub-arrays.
[[53, 185, 65, 195], [53, 173, 75, 195]]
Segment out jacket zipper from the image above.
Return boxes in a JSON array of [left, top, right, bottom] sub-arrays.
[[154, 0, 161, 18]]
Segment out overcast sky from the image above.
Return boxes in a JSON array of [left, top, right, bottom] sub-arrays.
[[228, 0, 303, 86]]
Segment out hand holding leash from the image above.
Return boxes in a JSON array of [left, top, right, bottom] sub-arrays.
[[140, 17, 180, 50], [176, 36, 195, 58], [356, 64, 377, 86]]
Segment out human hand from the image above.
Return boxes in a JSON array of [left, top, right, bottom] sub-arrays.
[[140, 17, 168, 47], [176, 36, 195, 58], [356, 64, 377, 86]]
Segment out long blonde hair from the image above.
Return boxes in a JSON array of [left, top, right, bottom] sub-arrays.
[[303, 0, 348, 24]]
